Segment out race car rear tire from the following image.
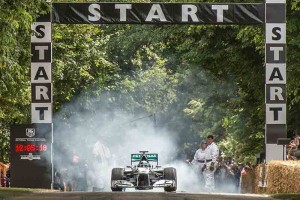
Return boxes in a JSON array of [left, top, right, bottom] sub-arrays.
[[163, 167, 177, 192], [111, 168, 124, 191]]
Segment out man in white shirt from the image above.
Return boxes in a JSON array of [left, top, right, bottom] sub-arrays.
[[204, 135, 219, 192]]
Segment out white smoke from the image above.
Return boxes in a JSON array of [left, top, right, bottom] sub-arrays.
[[52, 92, 239, 193], [52, 95, 204, 192]]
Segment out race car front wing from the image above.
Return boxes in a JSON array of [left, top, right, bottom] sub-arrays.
[[111, 179, 176, 189]]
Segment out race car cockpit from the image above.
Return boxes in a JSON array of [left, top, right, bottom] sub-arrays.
[[138, 160, 150, 167]]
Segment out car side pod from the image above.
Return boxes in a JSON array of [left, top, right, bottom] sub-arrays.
[[112, 180, 134, 188], [153, 180, 175, 187]]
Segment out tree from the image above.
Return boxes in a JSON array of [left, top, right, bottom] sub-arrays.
[[0, 0, 49, 162], [1, 0, 299, 164]]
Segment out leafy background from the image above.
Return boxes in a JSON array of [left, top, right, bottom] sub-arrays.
[[0, 0, 299, 163]]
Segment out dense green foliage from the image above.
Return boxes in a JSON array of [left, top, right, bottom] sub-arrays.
[[0, 0, 49, 163], [0, 0, 299, 163]]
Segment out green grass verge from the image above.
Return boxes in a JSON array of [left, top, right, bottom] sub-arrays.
[[271, 193, 300, 200], [0, 188, 33, 199], [0, 188, 53, 200]]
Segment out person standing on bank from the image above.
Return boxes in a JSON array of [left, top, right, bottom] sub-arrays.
[[191, 141, 209, 185], [204, 135, 219, 192]]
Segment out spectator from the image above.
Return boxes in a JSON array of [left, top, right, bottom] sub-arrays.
[[215, 160, 229, 192], [287, 132, 300, 160], [231, 163, 241, 193], [240, 164, 254, 193], [204, 135, 219, 192], [53, 170, 64, 191], [0, 170, 5, 187], [5, 165, 10, 187], [190, 141, 209, 185]]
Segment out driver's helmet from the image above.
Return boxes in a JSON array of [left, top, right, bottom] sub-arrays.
[[138, 160, 149, 167]]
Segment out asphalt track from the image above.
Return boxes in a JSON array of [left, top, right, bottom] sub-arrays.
[[9, 192, 276, 200]]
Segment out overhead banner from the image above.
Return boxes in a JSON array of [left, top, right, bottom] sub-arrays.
[[52, 3, 265, 24]]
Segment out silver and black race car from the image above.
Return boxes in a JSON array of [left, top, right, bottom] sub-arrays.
[[111, 151, 177, 192]]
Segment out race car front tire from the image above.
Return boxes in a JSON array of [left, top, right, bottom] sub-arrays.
[[111, 168, 124, 191], [163, 167, 177, 192]]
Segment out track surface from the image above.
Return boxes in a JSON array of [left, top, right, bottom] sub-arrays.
[[9, 192, 275, 200]]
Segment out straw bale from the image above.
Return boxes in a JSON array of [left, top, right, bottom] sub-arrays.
[[267, 160, 300, 194]]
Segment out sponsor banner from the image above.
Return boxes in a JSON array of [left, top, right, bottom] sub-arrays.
[[52, 3, 265, 24], [265, 84, 286, 104], [10, 124, 53, 188], [265, 124, 286, 144], [131, 153, 158, 161], [20, 153, 41, 161]]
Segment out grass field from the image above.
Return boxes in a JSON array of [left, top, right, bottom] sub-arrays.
[[0, 187, 54, 200], [271, 193, 300, 200], [0, 188, 32, 199]]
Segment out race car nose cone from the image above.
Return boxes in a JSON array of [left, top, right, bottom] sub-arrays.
[[138, 168, 150, 173]]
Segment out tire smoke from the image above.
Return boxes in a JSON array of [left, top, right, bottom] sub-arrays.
[[53, 104, 202, 192]]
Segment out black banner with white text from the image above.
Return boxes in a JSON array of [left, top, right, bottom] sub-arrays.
[[52, 3, 265, 24]]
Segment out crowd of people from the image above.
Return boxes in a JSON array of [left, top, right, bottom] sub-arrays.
[[188, 135, 254, 193], [53, 140, 112, 191]]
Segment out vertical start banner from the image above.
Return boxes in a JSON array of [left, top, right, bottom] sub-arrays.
[[31, 13, 52, 123], [265, 0, 286, 162]]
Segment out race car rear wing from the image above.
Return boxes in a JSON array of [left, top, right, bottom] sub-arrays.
[[131, 153, 158, 165]]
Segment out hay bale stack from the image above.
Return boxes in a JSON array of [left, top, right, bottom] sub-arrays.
[[267, 161, 300, 194]]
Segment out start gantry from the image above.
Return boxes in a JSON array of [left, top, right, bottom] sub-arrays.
[[52, 3, 265, 24]]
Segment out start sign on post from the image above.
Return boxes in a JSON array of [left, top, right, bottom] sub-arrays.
[[265, 0, 287, 162], [31, 16, 53, 124]]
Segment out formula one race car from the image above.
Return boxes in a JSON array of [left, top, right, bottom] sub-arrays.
[[111, 151, 177, 192]]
